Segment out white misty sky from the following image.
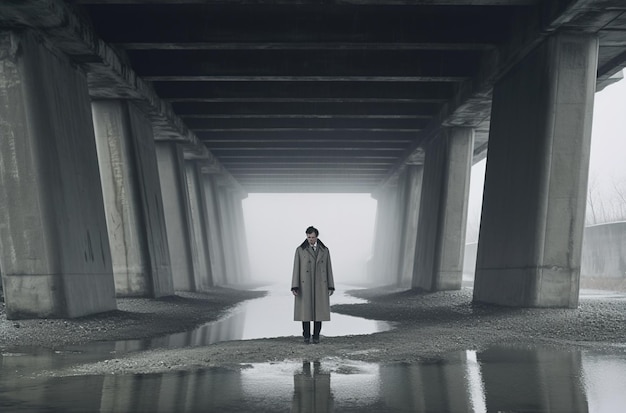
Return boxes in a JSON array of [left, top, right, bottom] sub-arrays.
[[242, 74, 626, 285], [242, 193, 377, 286], [589, 76, 626, 183]]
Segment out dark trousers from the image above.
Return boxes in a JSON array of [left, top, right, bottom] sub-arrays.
[[302, 321, 322, 338]]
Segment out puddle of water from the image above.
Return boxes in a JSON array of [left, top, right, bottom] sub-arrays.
[[8, 286, 393, 366], [90, 287, 394, 355], [165, 287, 393, 344], [7, 287, 626, 412], [2, 345, 626, 412], [0, 287, 393, 393]]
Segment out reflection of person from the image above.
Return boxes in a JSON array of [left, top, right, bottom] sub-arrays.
[[292, 361, 334, 413], [291, 226, 335, 344]]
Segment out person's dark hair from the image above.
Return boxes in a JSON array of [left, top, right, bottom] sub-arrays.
[[305, 226, 319, 236]]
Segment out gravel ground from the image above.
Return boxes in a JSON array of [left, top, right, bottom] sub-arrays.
[[2, 285, 626, 376], [0, 287, 266, 349]]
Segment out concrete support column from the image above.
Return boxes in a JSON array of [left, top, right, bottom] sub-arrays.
[[229, 190, 251, 283], [215, 182, 238, 285], [210, 184, 249, 285], [216, 184, 249, 285], [413, 128, 474, 291], [397, 165, 424, 287], [92, 100, 173, 298], [0, 31, 116, 318], [201, 173, 228, 286], [184, 161, 212, 291], [369, 189, 389, 285], [155, 142, 195, 291], [370, 184, 402, 286], [390, 187, 406, 285], [473, 32, 598, 307]]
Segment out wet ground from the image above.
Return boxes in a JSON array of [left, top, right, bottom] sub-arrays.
[[2, 285, 626, 412], [2, 341, 626, 412]]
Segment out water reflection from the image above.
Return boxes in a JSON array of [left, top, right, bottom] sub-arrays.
[[98, 287, 394, 356], [292, 361, 334, 413], [477, 346, 588, 412], [163, 287, 394, 343], [2, 345, 626, 412], [582, 349, 626, 412], [32, 287, 394, 367]]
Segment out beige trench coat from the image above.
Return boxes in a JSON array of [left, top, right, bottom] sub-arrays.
[[291, 240, 335, 321]]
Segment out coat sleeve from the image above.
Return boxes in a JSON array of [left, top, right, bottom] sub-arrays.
[[291, 248, 301, 290], [326, 250, 335, 290]]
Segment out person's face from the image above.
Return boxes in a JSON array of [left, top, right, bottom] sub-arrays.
[[307, 232, 318, 245]]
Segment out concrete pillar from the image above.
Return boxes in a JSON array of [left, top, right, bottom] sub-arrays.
[[397, 165, 424, 287], [473, 32, 598, 308], [413, 128, 474, 291], [0, 31, 116, 318], [368, 192, 383, 283], [394, 171, 411, 286], [210, 183, 249, 286], [370, 184, 402, 286], [389, 186, 405, 285], [92, 100, 174, 298], [382, 186, 402, 286], [216, 184, 239, 284], [369, 189, 387, 285], [155, 142, 195, 291], [229, 190, 251, 283], [185, 161, 212, 291], [201, 173, 228, 286], [215, 183, 235, 285]]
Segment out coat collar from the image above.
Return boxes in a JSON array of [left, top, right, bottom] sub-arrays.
[[300, 239, 327, 250]]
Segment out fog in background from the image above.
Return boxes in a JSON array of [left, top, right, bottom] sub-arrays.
[[242, 75, 625, 287], [242, 193, 377, 287], [585, 76, 626, 224]]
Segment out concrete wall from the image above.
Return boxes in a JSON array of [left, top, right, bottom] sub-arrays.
[[0, 30, 116, 318], [466, 222, 626, 286], [581, 222, 626, 279]]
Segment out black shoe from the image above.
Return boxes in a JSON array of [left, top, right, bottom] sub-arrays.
[[304, 337, 311, 344], [312, 336, 320, 344]]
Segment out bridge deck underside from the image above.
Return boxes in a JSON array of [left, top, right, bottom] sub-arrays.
[[66, 1, 626, 193]]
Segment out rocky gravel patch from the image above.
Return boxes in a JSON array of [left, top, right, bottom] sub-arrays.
[[0, 287, 266, 350], [2, 285, 624, 377]]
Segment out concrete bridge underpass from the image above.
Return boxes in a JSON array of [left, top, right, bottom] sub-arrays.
[[0, 0, 625, 319]]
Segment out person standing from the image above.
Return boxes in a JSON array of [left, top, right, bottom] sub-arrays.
[[291, 226, 335, 344]]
